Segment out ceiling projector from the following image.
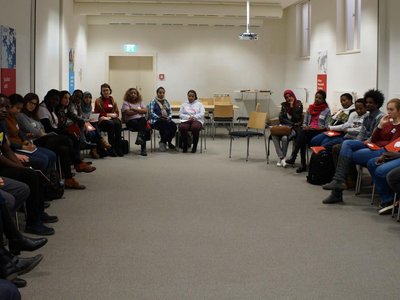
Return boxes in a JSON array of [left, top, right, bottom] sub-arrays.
[[239, 32, 258, 41]]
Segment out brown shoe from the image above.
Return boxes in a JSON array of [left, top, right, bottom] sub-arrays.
[[89, 148, 100, 159], [64, 178, 86, 189], [99, 138, 112, 150], [74, 162, 96, 173]]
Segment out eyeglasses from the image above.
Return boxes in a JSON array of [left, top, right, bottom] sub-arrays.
[[28, 101, 38, 106]]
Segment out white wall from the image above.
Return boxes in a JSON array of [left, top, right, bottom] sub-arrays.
[[60, 0, 88, 92], [35, 0, 88, 99], [86, 21, 287, 118], [0, 0, 32, 94], [283, 0, 379, 110], [384, 0, 400, 99]]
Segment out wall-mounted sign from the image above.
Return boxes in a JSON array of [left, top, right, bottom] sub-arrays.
[[123, 44, 137, 53], [0, 25, 16, 95]]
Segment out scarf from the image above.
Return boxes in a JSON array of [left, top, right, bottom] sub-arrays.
[[283, 89, 298, 115], [155, 97, 168, 118], [309, 102, 328, 116], [81, 102, 92, 114]]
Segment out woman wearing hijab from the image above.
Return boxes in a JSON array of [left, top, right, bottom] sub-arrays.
[[272, 90, 303, 167]]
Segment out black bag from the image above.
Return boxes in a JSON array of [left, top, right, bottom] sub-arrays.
[[307, 150, 335, 185], [44, 169, 64, 200], [121, 138, 129, 154]]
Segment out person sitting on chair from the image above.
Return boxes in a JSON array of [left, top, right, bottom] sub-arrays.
[[148, 87, 177, 152], [286, 90, 331, 173], [322, 94, 396, 204], [179, 90, 205, 153], [121, 88, 149, 156], [94, 83, 124, 157], [272, 89, 303, 167]]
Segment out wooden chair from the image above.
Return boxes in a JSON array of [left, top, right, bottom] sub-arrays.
[[229, 111, 268, 161], [199, 98, 214, 135], [214, 95, 231, 105], [212, 104, 234, 139], [237, 102, 260, 131]]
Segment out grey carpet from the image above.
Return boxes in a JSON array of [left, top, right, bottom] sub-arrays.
[[20, 135, 400, 299]]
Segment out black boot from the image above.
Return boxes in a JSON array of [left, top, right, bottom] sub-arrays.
[[0, 202, 48, 255], [322, 189, 344, 204], [140, 144, 147, 156], [135, 133, 144, 145], [0, 248, 18, 280], [182, 135, 188, 153], [323, 156, 351, 190], [191, 134, 199, 153]]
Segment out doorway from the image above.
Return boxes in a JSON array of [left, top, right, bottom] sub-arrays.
[[108, 55, 155, 109]]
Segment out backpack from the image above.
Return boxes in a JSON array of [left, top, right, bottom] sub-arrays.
[[121, 138, 130, 154], [44, 169, 65, 200], [307, 150, 335, 185]]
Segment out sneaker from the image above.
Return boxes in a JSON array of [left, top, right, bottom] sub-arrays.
[[159, 142, 167, 152], [281, 159, 287, 168], [276, 161, 282, 167], [378, 203, 394, 215], [25, 223, 55, 236]]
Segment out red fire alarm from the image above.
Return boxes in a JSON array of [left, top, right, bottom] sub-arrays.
[[159, 74, 165, 80]]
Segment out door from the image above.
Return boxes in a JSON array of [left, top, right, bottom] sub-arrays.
[[108, 56, 155, 109]]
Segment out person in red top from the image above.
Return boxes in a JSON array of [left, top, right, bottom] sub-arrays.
[[94, 83, 123, 157], [323, 98, 400, 204]]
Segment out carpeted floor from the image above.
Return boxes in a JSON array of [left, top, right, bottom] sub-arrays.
[[20, 133, 400, 299]]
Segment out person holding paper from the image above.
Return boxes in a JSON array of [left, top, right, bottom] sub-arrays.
[[94, 83, 124, 157], [5, 94, 56, 174], [310, 98, 367, 150], [285, 90, 331, 173], [17, 92, 88, 189], [179, 90, 205, 153], [322, 94, 399, 204]]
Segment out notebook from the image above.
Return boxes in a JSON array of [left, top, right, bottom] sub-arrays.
[[310, 146, 326, 154], [323, 131, 342, 137], [89, 113, 100, 121], [364, 141, 381, 151], [384, 137, 400, 152]]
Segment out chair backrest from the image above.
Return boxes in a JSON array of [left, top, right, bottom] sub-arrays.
[[247, 111, 268, 130], [170, 100, 181, 106], [213, 104, 234, 118], [199, 98, 214, 105], [214, 96, 231, 104]]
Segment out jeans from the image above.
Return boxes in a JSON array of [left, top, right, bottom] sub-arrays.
[[16, 147, 56, 174], [367, 157, 400, 204], [310, 132, 344, 150]]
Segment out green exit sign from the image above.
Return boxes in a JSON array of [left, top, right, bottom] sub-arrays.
[[123, 44, 137, 53]]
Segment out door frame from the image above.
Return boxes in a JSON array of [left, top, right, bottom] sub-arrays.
[[105, 52, 157, 94]]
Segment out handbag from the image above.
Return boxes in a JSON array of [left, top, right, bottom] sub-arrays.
[[66, 123, 81, 137], [270, 125, 291, 136]]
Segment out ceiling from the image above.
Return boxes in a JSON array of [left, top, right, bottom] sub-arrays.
[[74, 0, 300, 27]]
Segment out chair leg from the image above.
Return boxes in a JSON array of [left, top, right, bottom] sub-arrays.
[[267, 135, 271, 164], [371, 183, 375, 205], [392, 192, 397, 218], [229, 136, 233, 158], [355, 166, 363, 195], [246, 136, 250, 162], [264, 135, 268, 161]]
